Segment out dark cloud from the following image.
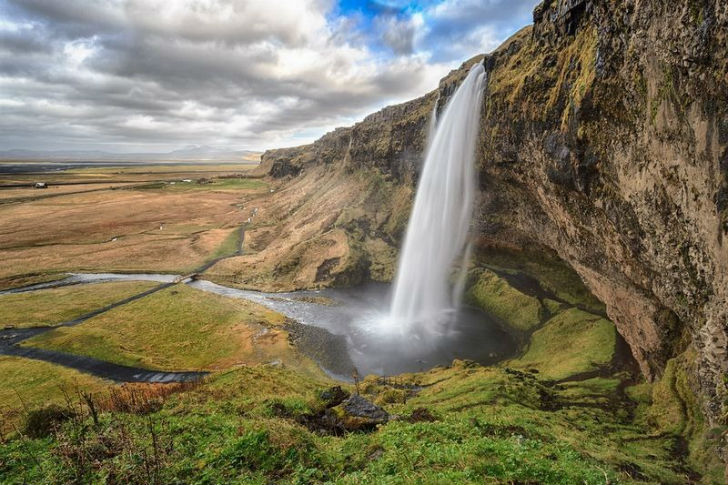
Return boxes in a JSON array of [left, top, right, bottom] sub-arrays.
[[0, 0, 538, 151]]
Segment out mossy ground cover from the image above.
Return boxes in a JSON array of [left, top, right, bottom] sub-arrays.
[[0, 281, 158, 328], [476, 246, 606, 315], [0, 266, 698, 484], [0, 356, 111, 430], [466, 268, 545, 333], [21, 284, 317, 372], [0, 359, 693, 485], [506, 308, 616, 380], [645, 349, 726, 483]]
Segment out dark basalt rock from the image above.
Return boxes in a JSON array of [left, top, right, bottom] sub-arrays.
[[342, 395, 388, 422], [319, 386, 350, 408], [335, 395, 389, 431]]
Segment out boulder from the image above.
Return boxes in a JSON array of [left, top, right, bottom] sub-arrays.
[[318, 385, 349, 408], [334, 394, 389, 431]]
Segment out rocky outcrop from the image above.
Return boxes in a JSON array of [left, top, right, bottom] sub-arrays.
[[259, 0, 727, 439]]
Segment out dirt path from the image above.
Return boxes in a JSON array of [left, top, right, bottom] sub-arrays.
[[3, 345, 207, 383], [0, 281, 209, 382]]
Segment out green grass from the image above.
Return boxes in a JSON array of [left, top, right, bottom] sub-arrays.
[[164, 178, 268, 192], [647, 349, 726, 483], [506, 308, 616, 380], [210, 227, 242, 259], [0, 249, 715, 483], [22, 285, 294, 371], [0, 281, 159, 328], [477, 247, 606, 315], [0, 363, 692, 484], [0, 356, 111, 427], [466, 269, 544, 332]]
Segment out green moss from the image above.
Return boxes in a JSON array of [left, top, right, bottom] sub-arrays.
[[210, 227, 242, 259], [543, 298, 564, 316], [508, 308, 616, 380], [466, 269, 544, 332], [476, 247, 606, 315], [649, 349, 725, 483], [0, 363, 691, 484]]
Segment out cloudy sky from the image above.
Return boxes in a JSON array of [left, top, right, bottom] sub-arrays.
[[0, 0, 538, 152]]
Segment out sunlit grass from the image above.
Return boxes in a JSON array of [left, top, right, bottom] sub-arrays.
[[0, 281, 158, 328]]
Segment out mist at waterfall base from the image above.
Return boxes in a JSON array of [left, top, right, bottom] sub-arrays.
[[191, 280, 516, 378]]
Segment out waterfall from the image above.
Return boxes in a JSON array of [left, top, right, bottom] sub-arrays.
[[426, 93, 440, 147], [387, 63, 486, 335]]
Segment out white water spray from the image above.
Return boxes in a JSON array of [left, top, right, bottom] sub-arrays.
[[387, 63, 486, 335]]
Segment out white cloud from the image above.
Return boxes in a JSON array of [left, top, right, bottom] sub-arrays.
[[0, 0, 537, 152]]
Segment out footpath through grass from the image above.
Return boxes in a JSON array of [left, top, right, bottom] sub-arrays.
[[0, 281, 159, 328], [21, 284, 309, 372]]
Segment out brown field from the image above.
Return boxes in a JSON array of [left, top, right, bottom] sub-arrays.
[[0, 168, 268, 287], [0, 162, 259, 186], [0, 182, 138, 202]]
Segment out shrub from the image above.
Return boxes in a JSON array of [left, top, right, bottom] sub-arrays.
[[23, 404, 75, 438]]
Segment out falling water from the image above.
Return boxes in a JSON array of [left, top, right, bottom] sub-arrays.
[[426, 93, 440, 147], [387, 63, 486, 335]]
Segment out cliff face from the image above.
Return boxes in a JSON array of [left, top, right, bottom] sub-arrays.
[[259, 0, 727, 428]]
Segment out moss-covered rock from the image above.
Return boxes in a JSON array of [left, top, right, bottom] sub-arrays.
[[508, 307, 616, 380], [466, 268, 545, 333]]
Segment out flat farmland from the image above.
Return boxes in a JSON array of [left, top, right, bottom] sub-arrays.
[[0, 166, 269, 288]]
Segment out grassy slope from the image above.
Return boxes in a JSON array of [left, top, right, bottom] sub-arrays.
[[0, 356, 110, 428], [21, 285, 311, 372], [0, 272, 696, 484], [506, 308, 616, 380], [477, 247, 606, 315], [0, 281, 158, 328], [0, 360, 691, 485], [466, 268, 544, 332], [646, 349, 726, 483]]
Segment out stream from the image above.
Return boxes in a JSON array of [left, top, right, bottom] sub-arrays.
[[1, 273, 516, 381]]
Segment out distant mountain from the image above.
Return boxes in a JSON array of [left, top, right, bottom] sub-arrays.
[[0, 146, 261, 162]]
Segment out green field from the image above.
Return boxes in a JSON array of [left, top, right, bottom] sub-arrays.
[[0, 345, 696, 485], [506, 307, 616, 379], [162, 178, 268, 192], [0, 356, 111, 427], [0, 281, 159, 328], [22, 285, 301, 371]]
